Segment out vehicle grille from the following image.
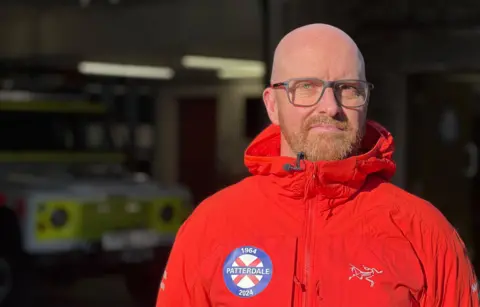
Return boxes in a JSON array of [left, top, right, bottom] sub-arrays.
[[80, 200, 150, 240]]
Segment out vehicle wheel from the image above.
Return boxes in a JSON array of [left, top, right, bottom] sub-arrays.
[[0, 254, 36, 307], [0, 256, 12, 306], [0, 208, 35, 307], [123, 262, 163, 307]]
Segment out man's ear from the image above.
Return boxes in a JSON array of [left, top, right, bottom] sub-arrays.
[[263, 87, 279, 125]]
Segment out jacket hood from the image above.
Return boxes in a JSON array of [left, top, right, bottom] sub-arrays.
[[244, 120, 396, 204]]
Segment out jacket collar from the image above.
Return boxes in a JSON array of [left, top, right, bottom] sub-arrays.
[[244, 120, 396, 206]]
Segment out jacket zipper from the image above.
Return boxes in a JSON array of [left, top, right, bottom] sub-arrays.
[[301, 164, 317, 307]]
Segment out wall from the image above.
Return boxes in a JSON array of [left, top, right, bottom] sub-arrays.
[[153, 79, 265, 185], [0, 2, 263, 64], [366, 71, 408, 188], [360, 28, 480, 188]]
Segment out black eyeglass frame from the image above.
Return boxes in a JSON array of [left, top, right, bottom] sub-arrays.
[[270, 77, 374, 108]]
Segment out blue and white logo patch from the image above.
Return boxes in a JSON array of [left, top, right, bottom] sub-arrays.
[[223, 246, 273, 298]]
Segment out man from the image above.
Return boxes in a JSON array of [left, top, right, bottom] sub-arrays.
[[156, 24, 479, 306]]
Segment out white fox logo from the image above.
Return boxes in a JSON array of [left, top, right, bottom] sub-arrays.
[[348, 264, 383, 287]]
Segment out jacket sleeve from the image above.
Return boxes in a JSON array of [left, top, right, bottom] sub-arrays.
[[156, 221, 211, 307], [421, 229, 479, 307]]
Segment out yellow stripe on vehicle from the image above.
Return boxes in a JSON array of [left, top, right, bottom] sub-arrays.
[[0, 101, 106, 113]]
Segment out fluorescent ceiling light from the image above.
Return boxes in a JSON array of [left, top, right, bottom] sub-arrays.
[[181, 55, 265, 79], [182, 55, 264, 69], [218, 68, 265, 79], [78, 61, 175, 80]]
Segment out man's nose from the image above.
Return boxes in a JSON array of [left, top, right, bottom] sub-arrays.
[[314, 87, 341, 117]]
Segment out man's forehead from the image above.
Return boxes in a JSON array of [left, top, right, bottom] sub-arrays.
[[271, 24, 363, 82], [274, 47, 362, 81]]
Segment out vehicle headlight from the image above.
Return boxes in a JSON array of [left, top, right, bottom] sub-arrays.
[[35, 200, 80, 241], [159, 203, 174, 222], [150, 198, 190, 234], [50, 209, 68, 228]]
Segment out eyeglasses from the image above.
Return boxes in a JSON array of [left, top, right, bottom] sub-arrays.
[[270, 78, 374, 108]]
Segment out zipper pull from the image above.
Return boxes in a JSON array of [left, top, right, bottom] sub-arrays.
[[294, 276, 306, 292]]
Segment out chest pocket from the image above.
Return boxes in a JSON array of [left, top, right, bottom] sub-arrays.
[[207, 236, 297, 307], [314, 234, 424, 307]]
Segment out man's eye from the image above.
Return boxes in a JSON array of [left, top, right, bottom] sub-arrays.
[[339, 84, 354, 90]]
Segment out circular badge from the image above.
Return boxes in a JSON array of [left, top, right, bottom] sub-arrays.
[[223, 246, 273, 298]]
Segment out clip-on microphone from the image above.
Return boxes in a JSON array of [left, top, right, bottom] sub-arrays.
[[283, 152, 305, 172]]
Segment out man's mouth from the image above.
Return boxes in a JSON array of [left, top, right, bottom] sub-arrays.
[[309, 123, 344, 132]]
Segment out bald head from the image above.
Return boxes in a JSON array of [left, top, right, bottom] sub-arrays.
[[271, 24, 365, 83]]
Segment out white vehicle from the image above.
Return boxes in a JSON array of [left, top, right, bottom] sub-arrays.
[[0, 93, 192, 306]]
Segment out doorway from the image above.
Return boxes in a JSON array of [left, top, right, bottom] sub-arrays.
[[406, 73, 479, 268], [178, 97, 218, 205]]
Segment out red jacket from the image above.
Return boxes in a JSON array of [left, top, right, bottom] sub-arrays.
[[157, 120, 479, 307]]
